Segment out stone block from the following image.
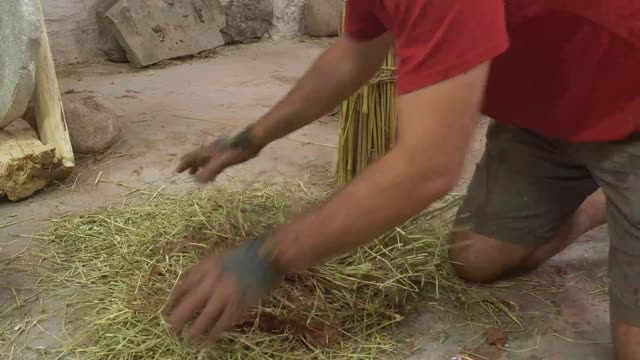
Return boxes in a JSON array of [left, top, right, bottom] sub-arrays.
[[221, 0, 273, 44], [107, 0, 226, 68], [96, 0, 128, 63]]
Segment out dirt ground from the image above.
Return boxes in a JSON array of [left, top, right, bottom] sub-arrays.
[[0, 39, 612, 359]]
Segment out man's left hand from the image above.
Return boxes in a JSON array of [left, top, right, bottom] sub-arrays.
[[165, 237, 283, 343], [176, 126, 263, 184], [165, 253, 249, 341]]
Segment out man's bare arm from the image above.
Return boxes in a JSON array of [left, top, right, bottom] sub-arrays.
[[251, 34, 394, 146], [166, 61, 491, 340], [177, 34, 393, 183], [267, 62, 491, 272]]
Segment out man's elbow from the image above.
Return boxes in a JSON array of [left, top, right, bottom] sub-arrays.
[[388, 143, 464, 202], [421, 168, 458, 200], [405, 159, 460, 202]]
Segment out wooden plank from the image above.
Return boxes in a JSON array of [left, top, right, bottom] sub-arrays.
[[32, 0, 74, 174], [0, 119, 55, 201]]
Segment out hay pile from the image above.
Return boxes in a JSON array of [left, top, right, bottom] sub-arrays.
[[2, 184, 517, 359]]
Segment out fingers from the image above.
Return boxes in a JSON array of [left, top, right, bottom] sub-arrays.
[[176, 151, 200, 174], [176, 137, 254, 183], [166, 263, 215, 332], [194, 151, 236, 184], [188, 296, 225, 339], [189, 277, 236, 338], [172, 272, 246, 343], [207, 296, 243, 344], [168, 278, 213, 332], [176, 144, 217, 174], [166, 264, 207, 311]]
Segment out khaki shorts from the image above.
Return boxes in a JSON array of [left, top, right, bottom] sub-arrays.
[[456, 122, 640, 325]]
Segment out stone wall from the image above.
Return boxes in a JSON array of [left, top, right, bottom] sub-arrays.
[[269, 0, 305, 39], [42, 0, 102, 65], [43, 0, 306, 65]]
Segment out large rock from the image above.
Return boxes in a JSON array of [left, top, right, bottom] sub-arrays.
[[208, 0, 228, 29], [63, 94, 122, 154], [303, 0, 341, 37], [96, 0, 128, 63], [221, 0, 273, 44], [0, 0, 41, 129], [106, 0, 226, 68]]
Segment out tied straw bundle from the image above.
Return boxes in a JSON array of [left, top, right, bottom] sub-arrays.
[[337, 1, 397, 184]]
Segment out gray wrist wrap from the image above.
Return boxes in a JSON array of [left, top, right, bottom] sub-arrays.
[[220, 125, 256, 152], [221, 235, 283, 298]]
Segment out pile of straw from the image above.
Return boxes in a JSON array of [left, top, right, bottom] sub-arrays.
[[1, 184, 517, 359]]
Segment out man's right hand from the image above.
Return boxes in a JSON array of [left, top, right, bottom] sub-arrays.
[[176, 126, 263, 184], [176, 34, 394, 184]]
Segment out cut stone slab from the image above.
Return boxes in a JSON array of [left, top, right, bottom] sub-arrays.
[[96, 0, 128, 63], [0, 0, 41, 129], [221, 0, 273, 44], [303, 0, 341, 37], [0, 119, 56, 201], [106, 0, 226, 68]]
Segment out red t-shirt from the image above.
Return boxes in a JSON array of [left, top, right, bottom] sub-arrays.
[[346, 0, 640, 142]]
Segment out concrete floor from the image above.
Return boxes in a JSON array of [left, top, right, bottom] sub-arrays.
[[0, 39, 612, 359]]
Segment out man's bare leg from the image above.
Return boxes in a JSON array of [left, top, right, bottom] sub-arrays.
[[522, 189, 607, 270], [449, 189, 607, 283], [451, 187, 640, 359], [613, 322, 640, 360]]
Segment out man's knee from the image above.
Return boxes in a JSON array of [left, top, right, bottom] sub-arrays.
[[612, 321, 640, 360], [448, 244, 501, 283], [448, 231, 529, 283]]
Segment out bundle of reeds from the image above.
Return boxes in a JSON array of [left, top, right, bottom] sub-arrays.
[[0, 183, 518, 359], [336, 2, 397, 184]]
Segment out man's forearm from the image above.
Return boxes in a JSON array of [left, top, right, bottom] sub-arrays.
[[252, 34, 393, 147], [263, 61, 490, 273], [266, 145, 459, 272]]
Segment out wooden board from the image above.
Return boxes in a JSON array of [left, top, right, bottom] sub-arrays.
[[32, 0, 74, 176], [0, 119, 55, 201]]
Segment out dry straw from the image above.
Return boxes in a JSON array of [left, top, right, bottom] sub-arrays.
[[1, 183, 519, 359]]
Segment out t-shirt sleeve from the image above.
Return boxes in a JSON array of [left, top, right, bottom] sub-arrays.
[[345, 0, 387, 41], [392, 0, 509, 94]]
